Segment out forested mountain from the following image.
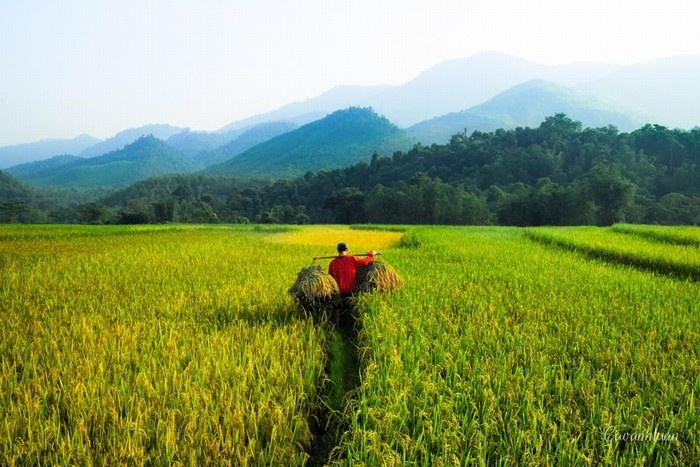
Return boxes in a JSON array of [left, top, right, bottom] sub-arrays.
[[215, 85, 390, 133], [12, 136, 198, 189], [165, 121, 296, 159], [6, 155, 84, 180], [210, 53, 699, 135], [215, 52, 624, 131], [407, 80, 643, 144], [364, 52, 618, 127], [90, 115, 699, 226], [0, 170, 36, 203], [5, 52, 700, 172], [0, 171, 48, 222], [79, 124, 184, 157], [198, 121, 299, 167], [0, 134, 100, 169], [205, 107, 416, 178], [165, 129, 241, 156]]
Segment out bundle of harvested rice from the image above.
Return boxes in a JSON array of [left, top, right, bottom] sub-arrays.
[[288, 264, 339, 312], [356, 260, 403, 293]]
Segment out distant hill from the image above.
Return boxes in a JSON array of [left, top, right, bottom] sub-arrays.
[[6, 51, 699, 170], [79, 124, 184, 157], [205, 107, 416, 178], [199, 121, 298, 166], [0, 134, 100, 169], [6, 155, 84, 180], [0, 170, 37, 202], [215, 52, 623, 131], [0, 170, 44, 222], [165, 129, 242, 156], [366, 52, 618, 127], [214, 52, 700, 133], [97, 115, 700, 226], [13, 135, 197, 189], [407, 80, 644, 144], [215, 85, 390, 133], [577, 54, 700, 129]]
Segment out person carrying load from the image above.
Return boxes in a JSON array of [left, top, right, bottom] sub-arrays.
[[327, 242, 377, 329], [328, 242, 377, 294]]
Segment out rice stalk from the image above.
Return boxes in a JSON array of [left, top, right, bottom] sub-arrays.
[[289, 265, 340, 313], [356, 261, 403, 293]]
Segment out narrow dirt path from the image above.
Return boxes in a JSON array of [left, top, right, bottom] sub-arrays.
[[307, 305, 362, 466]]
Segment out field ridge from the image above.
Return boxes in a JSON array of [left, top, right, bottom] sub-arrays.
[[524, 228, 700, 281], [611, 223, 700, 247]]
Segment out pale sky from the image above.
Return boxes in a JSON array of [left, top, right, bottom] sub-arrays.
[[1, 0, 698, 146]]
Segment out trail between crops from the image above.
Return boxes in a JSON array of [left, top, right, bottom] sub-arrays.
[[307, 312, 362, 466]]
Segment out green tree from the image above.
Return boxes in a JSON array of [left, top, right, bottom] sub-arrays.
[[0, 201, 28, 223], [324, 187, 367, 223], [585, 163, 636, 225], [152, 198, 175, 223], [645, 193, 700, 225], [76, 202, 110, 224]]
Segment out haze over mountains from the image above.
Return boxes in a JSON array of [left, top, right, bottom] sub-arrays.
[[6, 108, 413, 187], [8, 136, 197, 189], [2, 52, 699, 189], [407, 80, 646, 145], [0, 135, 101, 169], [202, 51, 699, 131]]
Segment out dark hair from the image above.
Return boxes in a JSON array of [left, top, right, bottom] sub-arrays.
[[337, 242, 348, 252]]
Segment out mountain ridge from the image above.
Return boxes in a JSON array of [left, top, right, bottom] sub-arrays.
[[0, 134, 100, 169], [3, 52, 699, 169], [198, 121, 299, 167], [11, 135, 197, 189], [79, 124, 185, 158], [577, 54, 700, 129], [407, 79, 645, 144], [205, 107, 416, 178]]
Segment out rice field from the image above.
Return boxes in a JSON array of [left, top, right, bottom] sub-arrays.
[[611, 223, 700, 247], [525, 226, 700, 281], [337, 226, 699, 465], [1, 224, 698, 465]]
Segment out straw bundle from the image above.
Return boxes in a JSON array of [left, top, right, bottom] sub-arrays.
[[356, 260, 403, 293], [288, 265, 339, 312]]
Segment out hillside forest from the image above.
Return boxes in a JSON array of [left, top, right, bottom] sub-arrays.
[[2, 115, 699, 226]]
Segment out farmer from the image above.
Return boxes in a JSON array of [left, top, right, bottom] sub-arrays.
[[328, 242, 377, 330], [328, 242, 377, 294]]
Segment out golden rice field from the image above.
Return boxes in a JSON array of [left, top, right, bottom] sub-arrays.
[[1, 223, 698, 465]]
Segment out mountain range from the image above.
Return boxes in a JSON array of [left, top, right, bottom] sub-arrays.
[[198, 121, 300, 167], [8, 136, 197, 189], [221, 52, 628, 130], [406, 80, 646, 144], [205, 107, 415, 178], [0, 170, 38, 205], [78, 124, 185, 158], [2, 52, 700, 189], [5, 108, 415, 186], [0, 134, 101, 169]]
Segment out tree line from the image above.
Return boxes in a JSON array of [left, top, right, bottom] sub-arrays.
[[4, 114, 699, 225]]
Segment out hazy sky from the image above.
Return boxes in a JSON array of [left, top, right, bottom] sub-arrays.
[[1, 0, 698, 146]]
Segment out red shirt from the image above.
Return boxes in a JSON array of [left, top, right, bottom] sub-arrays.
[[328, 253, 375, 294]]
